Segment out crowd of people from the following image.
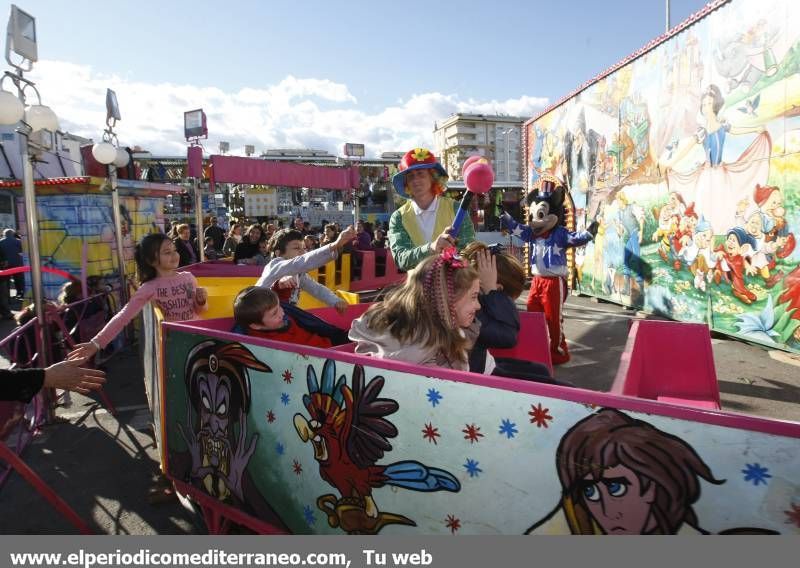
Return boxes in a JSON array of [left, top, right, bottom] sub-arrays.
[[57, 148, 568, 401], [5, 146, 592, 402], [164, 215, 391, 273]]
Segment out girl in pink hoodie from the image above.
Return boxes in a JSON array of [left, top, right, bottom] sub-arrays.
[[68, 233, 208, 361]]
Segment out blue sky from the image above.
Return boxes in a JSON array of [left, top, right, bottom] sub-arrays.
[[11, 0, 711, 155]]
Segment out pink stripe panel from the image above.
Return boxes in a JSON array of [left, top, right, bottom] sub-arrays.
[[210, 155, 359, 190]]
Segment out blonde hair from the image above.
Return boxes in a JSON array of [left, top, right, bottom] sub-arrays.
[[362, 253, 478, 365]]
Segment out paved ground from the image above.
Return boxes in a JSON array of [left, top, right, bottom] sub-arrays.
[[1, 293, 799, 534], [550, 295, 800, 423]]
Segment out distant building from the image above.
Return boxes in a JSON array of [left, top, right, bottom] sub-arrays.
[[433, 113, 527, 185]]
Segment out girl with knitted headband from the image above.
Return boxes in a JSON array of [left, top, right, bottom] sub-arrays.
[[349, 248, 481, 371]]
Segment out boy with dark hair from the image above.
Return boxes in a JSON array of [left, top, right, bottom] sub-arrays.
[[233, 287, 348, 347], [256, 225, 355, 314]]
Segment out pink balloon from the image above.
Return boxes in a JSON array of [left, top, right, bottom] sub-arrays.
[[461, 155, 485, 176], [464, 162, 494, 194]]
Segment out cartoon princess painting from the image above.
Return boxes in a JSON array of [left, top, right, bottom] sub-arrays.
[[658, 84, 769, 235]]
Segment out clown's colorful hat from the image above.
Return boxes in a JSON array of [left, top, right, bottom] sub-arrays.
[[391, 148, 448, 198]]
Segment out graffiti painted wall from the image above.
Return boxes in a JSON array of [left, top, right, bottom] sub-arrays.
[[525, 0, 800, 352], [14, 186, 165, 299], [162, 330, 800, 534]]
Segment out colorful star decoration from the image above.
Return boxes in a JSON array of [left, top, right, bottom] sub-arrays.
[[282, 369, 293, 384], [275, 442, 285, 456], [292, 460, 303, 475], [463, 458, 482, 478], [266, 410, 276, 423], [498, 418, 518, 439], [528, 403, 553, 428], [445, 514, 461, 534], [280, 393, 290, 406], [785, 503, 800, 528], [426, 388, 443, 407], [303, 505, 316, 526], [741, 463, 772, 486], [422, 422, 441, 444], [462, 423, 484, 444]]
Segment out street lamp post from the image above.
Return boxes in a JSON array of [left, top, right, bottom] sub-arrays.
[[184, 109, 207, 262], [91, 89, 131, 307], [0, 5, 59, 370]]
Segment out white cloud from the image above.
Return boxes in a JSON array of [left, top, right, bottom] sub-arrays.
[[27, 60, 548, 157]]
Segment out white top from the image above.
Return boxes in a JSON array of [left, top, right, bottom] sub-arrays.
[[255, 244, 341, 306], [410, 195, 441, 243]]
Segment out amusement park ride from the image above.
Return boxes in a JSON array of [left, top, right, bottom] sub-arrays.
[[1, 0, 800, 536]]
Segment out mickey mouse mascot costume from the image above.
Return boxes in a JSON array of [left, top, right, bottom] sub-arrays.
[[500, 173, 597, 364]]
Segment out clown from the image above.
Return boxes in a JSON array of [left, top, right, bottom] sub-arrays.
[[388, 148, 475, 271], [500, 174, 597, 364]]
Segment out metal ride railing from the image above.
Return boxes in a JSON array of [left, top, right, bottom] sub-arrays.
[[0, 291, 118, 489], [0, 316, 47, 488]]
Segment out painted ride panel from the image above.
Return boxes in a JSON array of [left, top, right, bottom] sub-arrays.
[[158, 307, 800, 535]]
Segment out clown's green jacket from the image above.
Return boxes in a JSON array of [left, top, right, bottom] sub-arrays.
[[388, 196, 475, 271]]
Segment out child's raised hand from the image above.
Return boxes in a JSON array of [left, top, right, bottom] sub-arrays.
[[67, 342, 99, 362], [335, 226, 356, 248], [476, 249, 498, 293], [334, 300, 348, 315], [195, 287, 208, 306], [276, 276, 297, 289]]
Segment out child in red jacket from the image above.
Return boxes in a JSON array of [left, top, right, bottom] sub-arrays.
[[233, 287, 348, 347]]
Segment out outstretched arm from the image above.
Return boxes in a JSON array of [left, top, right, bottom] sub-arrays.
[[500, 212, 535, 243]]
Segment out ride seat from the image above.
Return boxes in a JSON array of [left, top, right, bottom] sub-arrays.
[[610, 319, 721, 410]]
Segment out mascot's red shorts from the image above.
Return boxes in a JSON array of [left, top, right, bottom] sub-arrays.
[[526, 275, 570, 364]]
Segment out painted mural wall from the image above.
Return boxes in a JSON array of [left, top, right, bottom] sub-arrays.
[[14, 188, 164, 299], [525, 0, 800, 352]]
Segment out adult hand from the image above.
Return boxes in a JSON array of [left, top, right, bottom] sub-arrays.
[[67, 342, 99, 361], [195, 287, 208, 306], [475, 249, 498, 293], [334, 300, 348, 315], [432, 227, 456, 253], [43, 359, 106, 394], [335, 226, 356, 249]]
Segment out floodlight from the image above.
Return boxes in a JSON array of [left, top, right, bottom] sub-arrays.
[[184, 108, 207, 139], [6, 5, 37, 64], [106, 88, 121, 122]]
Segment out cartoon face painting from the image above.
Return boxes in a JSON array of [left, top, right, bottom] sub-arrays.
[[178, 341, 271, 503], [579, 464, 657, 534], [526, 408, 778, 535]]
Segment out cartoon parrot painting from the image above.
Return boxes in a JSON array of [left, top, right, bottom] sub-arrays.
[[293, 359, 460, 534]]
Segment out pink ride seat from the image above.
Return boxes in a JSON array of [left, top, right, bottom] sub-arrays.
[[489, 311, 553, 376], [308, 302, 372, 331], [611, 320, 721, 410]]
